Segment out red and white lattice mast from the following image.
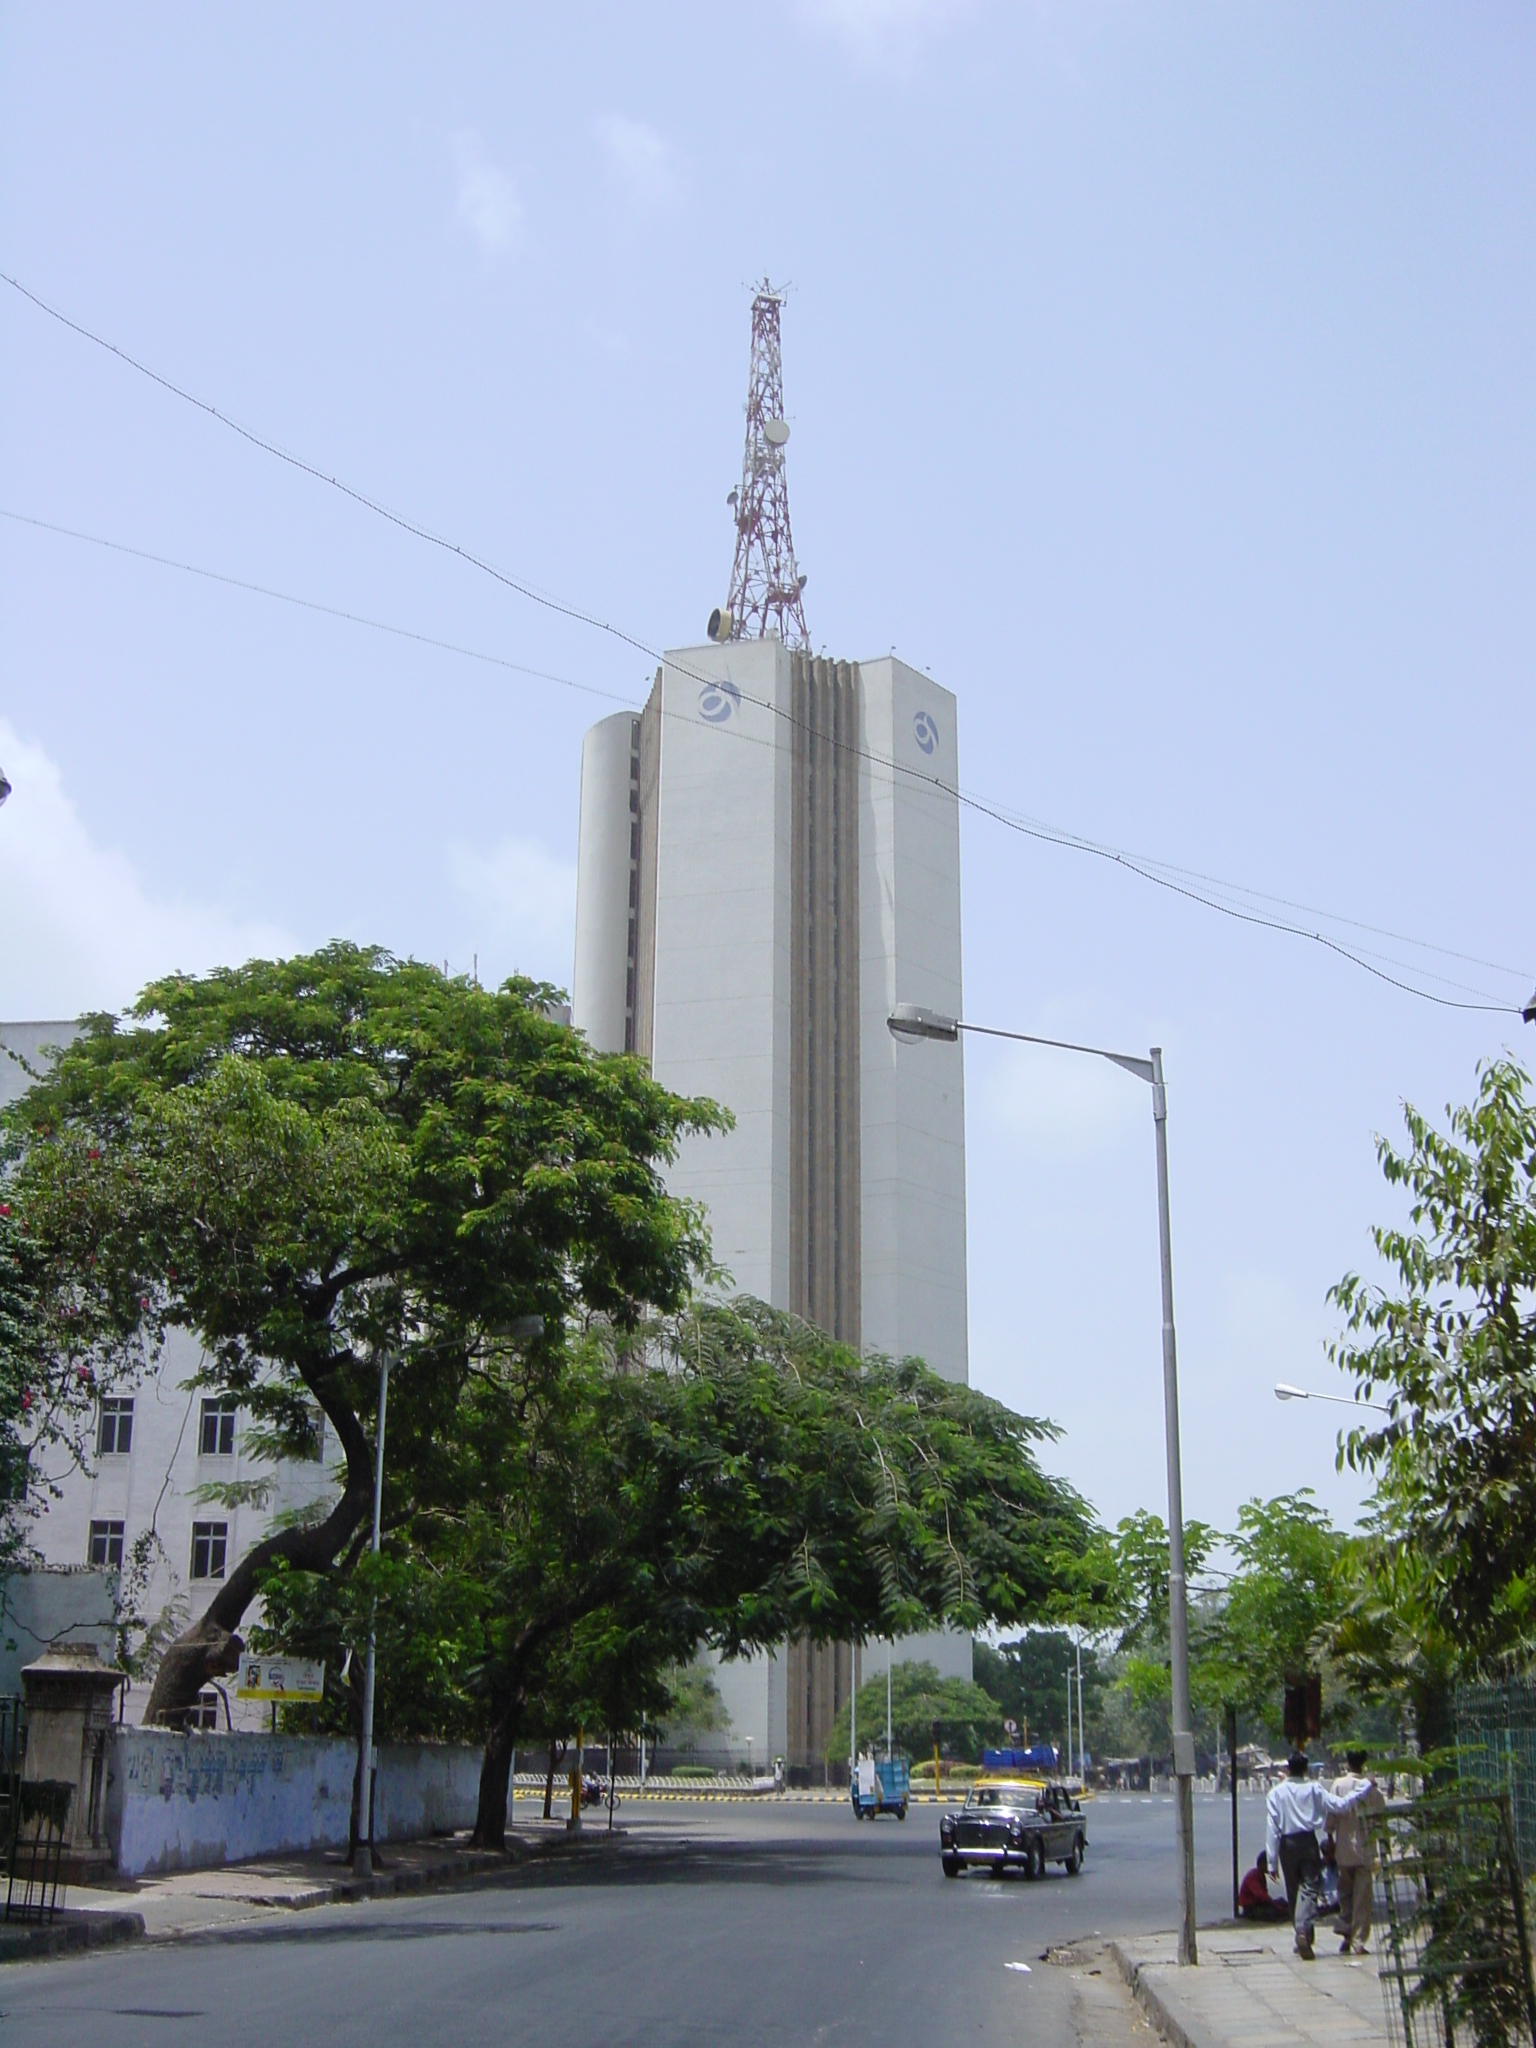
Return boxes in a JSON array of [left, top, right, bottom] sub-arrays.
[[708, 281, 809, 649]]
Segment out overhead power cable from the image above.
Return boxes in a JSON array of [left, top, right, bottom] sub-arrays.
[[3, 269, 1527, 1016], [0, 509, 633, 709]]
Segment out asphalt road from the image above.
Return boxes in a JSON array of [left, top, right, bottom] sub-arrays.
[[0, 1791, 1271, 2048]]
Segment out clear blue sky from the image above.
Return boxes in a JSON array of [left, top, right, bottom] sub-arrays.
[[3, 3, 1532, 1540]]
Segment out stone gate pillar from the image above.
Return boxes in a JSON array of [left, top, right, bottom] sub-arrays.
[[20, 1645, 124, 1879]]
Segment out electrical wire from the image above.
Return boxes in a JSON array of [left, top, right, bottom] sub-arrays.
[[4, 269, 1528, 1016], [0, 509, 634, 709]]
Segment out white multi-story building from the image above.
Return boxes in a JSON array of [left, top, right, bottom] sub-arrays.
[[1, 1022, 337, 1727], [572, 641, 971, 1776]]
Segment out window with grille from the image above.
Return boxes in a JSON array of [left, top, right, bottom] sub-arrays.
[[190, 1521, 227, 1580], [189, 1689, 221, 1732], [199, 1399, 237, 1457], [97, 1397, 134, 1456], [88, 1519, 125, 1569]]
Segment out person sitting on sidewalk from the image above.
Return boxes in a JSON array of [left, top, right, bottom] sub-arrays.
[[1265, 1750, 1378, 1960], [1331, 1747, 1385, 1954], [1238, 1849, 1288, 1921]]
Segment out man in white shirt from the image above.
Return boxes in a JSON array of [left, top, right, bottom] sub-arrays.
[[1331, 1748, 1385, 1953], [1265, 1750, 1378, 1959]]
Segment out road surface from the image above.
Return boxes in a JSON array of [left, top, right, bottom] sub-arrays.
[[0, 1789, 1272, 2047]]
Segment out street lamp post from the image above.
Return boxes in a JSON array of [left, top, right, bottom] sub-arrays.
[[888, 1003, 1200, 1965], [1274, 1383, 1390, 1413], [352, 1350, 392, 1876]]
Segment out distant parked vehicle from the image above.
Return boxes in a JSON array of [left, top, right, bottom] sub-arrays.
[[938, 1779, 1087, 1879], [851, 1752, 910, 1820]]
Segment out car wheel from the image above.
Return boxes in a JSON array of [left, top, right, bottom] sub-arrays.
[[898, 1802, 908, 1820], [1065, 1836, 1083, 1875], [942, 1855, 961, 1879], [1028, 1839, 1046, 1880]]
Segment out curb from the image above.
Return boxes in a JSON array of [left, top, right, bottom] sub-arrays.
[[140, 1834, 590, 1943], [0, 1911, 146, 1966], [1108, 1941, 1211, 2048]]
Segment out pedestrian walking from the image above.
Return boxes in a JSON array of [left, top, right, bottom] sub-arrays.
[[1265, 1750, 1378, 1959], [1331, 1747, 1384, 1953]]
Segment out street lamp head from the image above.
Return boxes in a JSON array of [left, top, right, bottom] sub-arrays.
[[488, 1315, 545, 1343], [887, 1003, 959, 1043], [1524, 984, 1536, 1026], [0, 765, 10, 808], [1274, 1382, 1308, 1402]]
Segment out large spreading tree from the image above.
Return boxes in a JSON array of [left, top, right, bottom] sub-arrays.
[[1327, 1055, 1536, 1734], [2, 944, 727, 1723], [378, 1299, 1102, 1846]]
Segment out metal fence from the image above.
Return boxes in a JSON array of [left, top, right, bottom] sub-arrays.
[[0, 1695, 20, 1864], [1376, 1792, 1536, 2048], [1457, 1678, 1536, 1877]]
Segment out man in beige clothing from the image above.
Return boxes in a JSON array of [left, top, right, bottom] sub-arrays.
[[1332, 1748, 1385, 1952]]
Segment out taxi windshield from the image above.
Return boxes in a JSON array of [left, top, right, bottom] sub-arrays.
[[966, 1784, 1028, 1808]]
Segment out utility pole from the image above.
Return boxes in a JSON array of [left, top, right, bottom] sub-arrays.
[[352, 1351, 391, 1875]]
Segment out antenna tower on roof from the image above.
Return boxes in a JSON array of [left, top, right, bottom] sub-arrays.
[[712, 280, 809, 649]]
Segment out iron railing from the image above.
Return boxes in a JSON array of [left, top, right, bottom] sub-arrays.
[[1375, 1790, 1536, 2048]]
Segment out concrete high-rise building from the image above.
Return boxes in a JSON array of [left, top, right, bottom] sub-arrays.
[[572, 640, 970, 1777]]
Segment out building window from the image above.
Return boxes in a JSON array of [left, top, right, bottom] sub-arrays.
[[88, 1519, 125, 1569], [300, 1405, 325, 1461], [190, 1521, 228, 1580], [189, 1689, 221, 1732], [0, 1446, 27, 1506], [97, 1397, 134, 1457], [199, 1399, 237, 1457]]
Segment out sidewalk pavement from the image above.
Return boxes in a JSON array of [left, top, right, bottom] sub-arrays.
[[4, 1820, 593, 1957], [1112, 1925, 1388, 2048]]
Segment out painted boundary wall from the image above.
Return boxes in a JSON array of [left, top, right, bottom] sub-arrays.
[[104, 1728, 483, 1876]]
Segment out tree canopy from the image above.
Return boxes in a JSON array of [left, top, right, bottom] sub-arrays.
[[1, 944, 727, 1719], [1331, 1057, 1536, 1677], [825, 1660, 1004, 1766]]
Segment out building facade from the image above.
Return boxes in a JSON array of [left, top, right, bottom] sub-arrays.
[[1, 1023, 338, 1729], [572, 642, 971, 1776]]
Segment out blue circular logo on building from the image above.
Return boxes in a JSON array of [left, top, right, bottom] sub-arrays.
[[700, 679, 741, 724], [913, 710, 938, 756]]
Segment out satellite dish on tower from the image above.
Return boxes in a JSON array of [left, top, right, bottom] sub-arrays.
[[764, 419, 790, 447]]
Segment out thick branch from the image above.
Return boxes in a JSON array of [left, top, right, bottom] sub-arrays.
[[142, 1355, 376, 1725]]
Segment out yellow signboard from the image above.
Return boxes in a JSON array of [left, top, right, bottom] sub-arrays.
[[236, 1654, 325, 1703]]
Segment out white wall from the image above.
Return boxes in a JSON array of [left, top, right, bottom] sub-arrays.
[[105, 1729, 482, 1876], [0, 1569, 117, 1696], [858, 659, 969, 1385], [649, 641, 793, 1308], [571, 710, 634, 1054]]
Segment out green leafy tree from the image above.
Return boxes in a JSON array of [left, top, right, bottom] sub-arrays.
[[0, 1204, 41, 1566], [2, 945, 726, 1723], [826, 1660, 1003, 1765], [654, 1660, 730, 1743], [1198, 1492, 1350, 1740], [973, 1631, 1107, 1754], [0, 1186, 110, 1568], [1330, 1058, 1536, 1694], [411, 1298, 1103, 1846]]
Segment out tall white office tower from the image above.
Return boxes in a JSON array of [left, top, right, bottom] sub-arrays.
[[572, 640, 970, 1777]]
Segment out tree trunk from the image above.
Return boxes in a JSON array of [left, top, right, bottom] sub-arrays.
[[1414, 1674, 1456, 1787], [543, 1739, 564, 1821], [143, 1383, 374, 1725], [472, 1714, 516, 1852]]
